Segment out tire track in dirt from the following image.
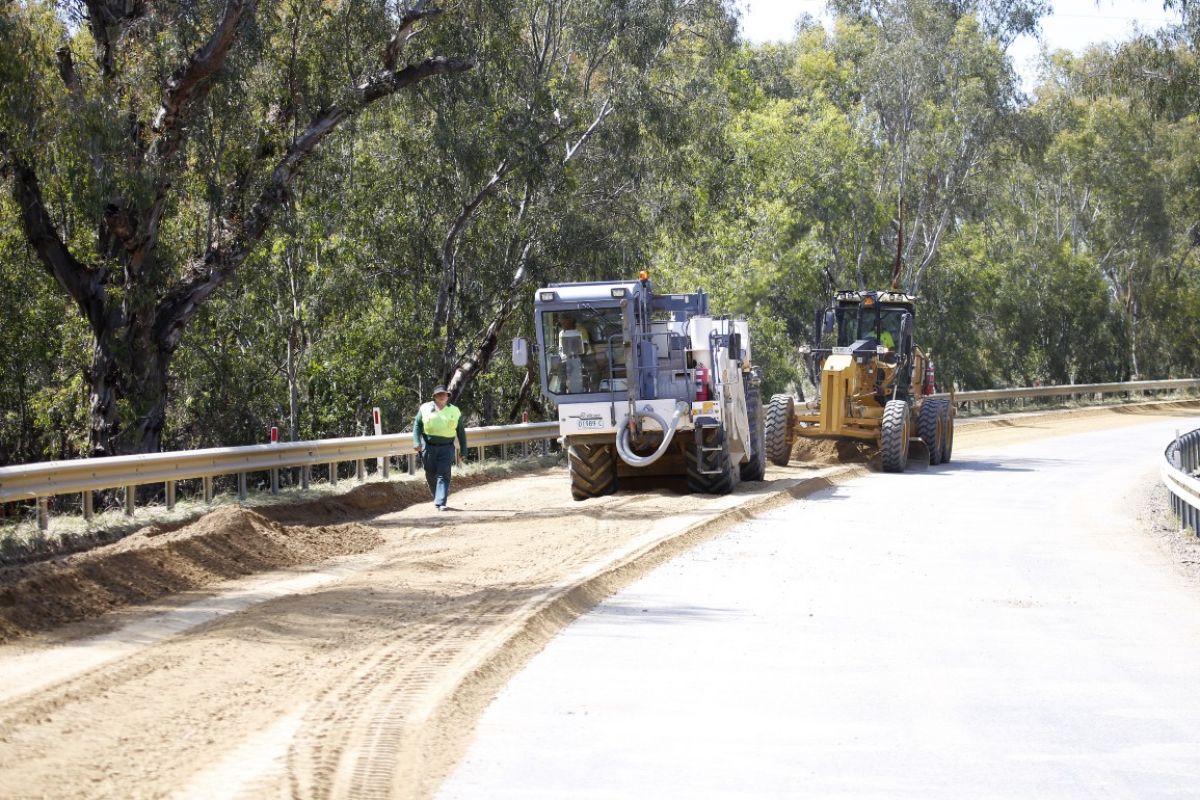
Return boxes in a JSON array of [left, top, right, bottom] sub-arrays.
[[0, 401, 1194, 800]]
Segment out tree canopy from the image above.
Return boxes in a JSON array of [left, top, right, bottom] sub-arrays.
[[1, 0, 1197, 466]]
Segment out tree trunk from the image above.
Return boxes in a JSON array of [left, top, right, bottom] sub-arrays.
[[287, 323, 301, 441], [506, 361, 545, 423], [88, 318, 173, 457], [4, 10, 471, 458]]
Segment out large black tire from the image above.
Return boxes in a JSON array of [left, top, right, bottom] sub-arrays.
[[568, 443, 618, 501], [687, 427, 739, 494], [764, 393, 795, 467], [880, 399, 910, 473], [939, 399, 955, 464], [740, 379, 767, 481], [917, 399, 943, 466]]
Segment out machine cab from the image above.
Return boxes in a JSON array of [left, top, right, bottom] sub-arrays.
[[828, 291, 916, 356], [522, 278, 714, 406], [529, 281, 641, 402]]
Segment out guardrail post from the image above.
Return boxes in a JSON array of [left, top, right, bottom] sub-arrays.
[[270, 467, 279, 496], [381, 454, 390, 479], [124, 486, 135, 517], [37, 497, 48, 533], [166, 480, 176, 511], [355, 459, 365, 481], [300, 465, 310, 490], [237, 473, 247, 501], [203, 476, 213, 504], [407, 454, 415, 475], [476, 446, 484, 464], [329, 462, 338, 485], [82, 491, 93, 522], [501, 443, 508, 461]]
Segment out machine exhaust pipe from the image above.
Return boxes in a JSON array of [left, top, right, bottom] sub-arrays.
[[615, 401, 689, 468]]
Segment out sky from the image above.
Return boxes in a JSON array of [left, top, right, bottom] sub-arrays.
[[737, 0, 1179, 89]]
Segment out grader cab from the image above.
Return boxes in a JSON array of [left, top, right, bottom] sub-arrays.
[[763, 290, 954, 472]]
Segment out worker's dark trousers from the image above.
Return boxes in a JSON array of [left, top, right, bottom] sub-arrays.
[[423, 443, 455, 507]]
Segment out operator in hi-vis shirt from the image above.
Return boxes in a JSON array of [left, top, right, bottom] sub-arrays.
[[412, 385, 467, 511]]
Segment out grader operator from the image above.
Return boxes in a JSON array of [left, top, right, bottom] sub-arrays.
[[764, 290, 954, 472]]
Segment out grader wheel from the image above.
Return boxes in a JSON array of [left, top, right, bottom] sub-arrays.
[[939, 399, 955, 464], [880, 399, 910, 473], [917, 400, 943, 466], [764, 394, 795, 467]]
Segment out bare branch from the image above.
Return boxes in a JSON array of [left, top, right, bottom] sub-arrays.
[[383, 3, 445, 71], [83, 0, 148, 76], [434, 159, 513, 341], [149, 0, 260, 167], [563, 97, 614, 164], [154, 55, 474, 352], [2, 142, 107, 332]]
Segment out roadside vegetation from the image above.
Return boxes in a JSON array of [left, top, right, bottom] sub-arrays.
[[1, 0, 1198, 471]]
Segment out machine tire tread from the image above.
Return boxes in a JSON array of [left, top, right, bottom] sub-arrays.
[[764, 393, 794, 467], [687, 428, 738, 494], [939, 398, 955, 463], [918, 399, 943, 466], [880, 399, 909, 473], [741, 379, 767, 481], [568, 444, 618, 500]]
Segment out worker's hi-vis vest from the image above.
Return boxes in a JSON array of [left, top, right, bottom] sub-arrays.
[[421, 402, 461, 438]]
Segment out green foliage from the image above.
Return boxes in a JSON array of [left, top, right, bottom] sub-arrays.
[[1, 0, 1198, 465]]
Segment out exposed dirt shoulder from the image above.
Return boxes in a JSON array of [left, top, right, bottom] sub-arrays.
[[0, 471, 509, 644], [0, 403, 1194, 800]]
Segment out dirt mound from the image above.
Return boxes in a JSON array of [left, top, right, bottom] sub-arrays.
[[0, 506, 381, 643], [262, 470, 518, 525], [791, 438, 877, 465], [263, 480, 430, 525]]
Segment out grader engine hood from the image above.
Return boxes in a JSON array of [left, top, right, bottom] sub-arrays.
[[818, 352, 859, 434]]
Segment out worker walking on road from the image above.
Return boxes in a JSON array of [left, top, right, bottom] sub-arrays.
[[413, 385, 467, 511]]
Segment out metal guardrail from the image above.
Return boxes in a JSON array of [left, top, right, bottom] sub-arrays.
[[931, 378, 1200, 409], [1164, 428, 1200, 535], [3, 377, 1197, 532], [0, 422, 559, 531]]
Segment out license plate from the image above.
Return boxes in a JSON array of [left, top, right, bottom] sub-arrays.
[[577, 418, 604, 429]]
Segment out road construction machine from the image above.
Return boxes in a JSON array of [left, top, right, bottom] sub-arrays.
[[763, 289, 954, 472], [513, 272, 765, 500]]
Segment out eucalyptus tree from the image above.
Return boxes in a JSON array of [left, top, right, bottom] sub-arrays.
[[415, 0, 735, 404], [0, 0, 472, 456], [828, 0, 1045, 292]]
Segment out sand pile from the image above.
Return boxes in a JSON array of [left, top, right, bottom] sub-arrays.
[[0, 506, 381, 643], [791, 437, 877, 465], [263, 480, 431, 525]]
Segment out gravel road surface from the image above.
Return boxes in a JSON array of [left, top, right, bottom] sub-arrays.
[[0, 403, 1194, 799]]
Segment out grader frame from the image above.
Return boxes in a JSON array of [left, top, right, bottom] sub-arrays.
[[764, 290, 954, 473]]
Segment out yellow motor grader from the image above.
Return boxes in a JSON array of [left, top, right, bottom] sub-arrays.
[[763, 290, 953, 472]]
